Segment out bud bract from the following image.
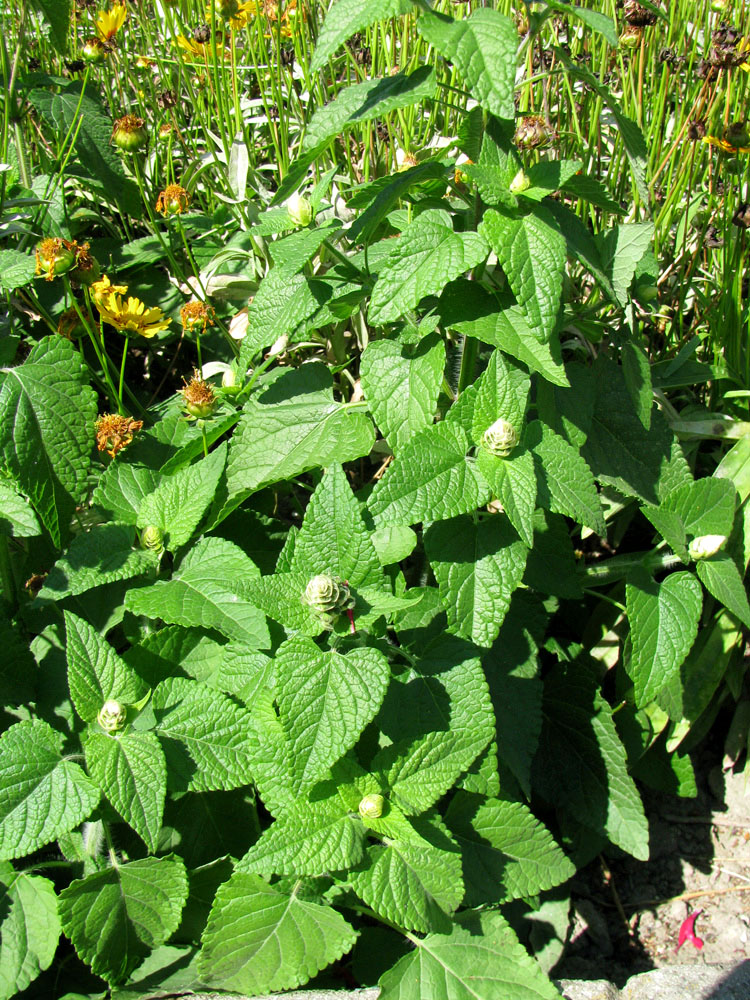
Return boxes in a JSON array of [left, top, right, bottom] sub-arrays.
[[140, 525, 165, 552], [97, 699, 127, 732], [688, 534, 727, 560], [358, 793, 385, 819], [302, 574, 353, 624], [482, 419, 520, 458], [287, 192, 313, 227]]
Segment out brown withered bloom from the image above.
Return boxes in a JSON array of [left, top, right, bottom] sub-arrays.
[[96, 414, 144, 458], [514, 114, 557, 150], [157, 88, 178, 109], [687, 119, 707, 141], [25, 573, 47, 598], [180, 369, 217, 419], [194, 23, 212, 42], [622, 0, 658, 26], [180, 300, 215, 333], [732, 203, 750, 229], [704, 225, 723, 249], [111, 114, 148, 152], [155, 184, 191, 216], [57, 306, 85, 340]]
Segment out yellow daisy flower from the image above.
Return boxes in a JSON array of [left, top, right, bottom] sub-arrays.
[[95, 3, 127, 43], [94, 286, 171, 338]]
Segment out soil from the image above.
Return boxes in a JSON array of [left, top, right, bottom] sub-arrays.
[[555, 748, 750, 987]]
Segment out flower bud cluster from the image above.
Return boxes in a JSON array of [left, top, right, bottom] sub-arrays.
[[481, 419, 520, 458], [302, 573, 354, 626], [97, 699, 127, 733]]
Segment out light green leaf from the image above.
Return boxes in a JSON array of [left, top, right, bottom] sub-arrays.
[[599, 223, 655, 307], [369, 210, 488, 324], [349, 162, 449, 244], [534, 660, 649, 860], [241, 269, 323, 359], [360, 333, 445, 452], [64, 611, 147, 723], [85, 732, 166, 852], [152, 676, 260, 792], [125, 536, 270, 648], [40, 524, 157, 599], [470, 350, 529, 445], [368, 422, 492, 526], [480, 207, 566, 342], [291, 464, 383, 588], [30, 0, 72, 53], [438, 281, 569, 386], [626, 569, 703, 707], [137, 444, 226, 549], [246, 570, 327, 636], [477, 448, 536, 547], [311, 0, 414, 72], [302, 67, 437, 154], [0, 720, 99, 861], [696, 554, 750, 629], [275, 637, 391, 792], [528, 421, 605, 534], [378, 910, 559, 1000], [0, 337, 97, 547], [445, 794, 575, 905], [371, 525, 418, 565], [424, 515, 527, 647], [0, 863, 60, 1000], [0, 250, 36, 292], [417, 8, 518, 119], [226, 364, 374, 499], [641, 505, 688, 559], [237, 798, 365, 876], [521, 160, 584, 200], [92, 464, 162, 524], [350, 817, 463, 933], [0, 480, 41, 537], [198, 871, 357, 994], [663, 477, 737, 539], [59, 855, 188, 985]]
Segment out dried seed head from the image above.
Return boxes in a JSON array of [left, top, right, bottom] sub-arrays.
[[157, 88, 178, 109], [193, 23, 212, 42], [180, 300, 215, 333], [180, 369, 218, 418], [95, 413, 144, 458], [514, 114, 557, 150], [156, 184, 191, 216], [623, 0, 658, 26], [70, 242, 101, 285], [57, 307, 86, 340], [687, 119, 707, 141], [111, 113, 148, 152], [732, 202, 750, 229], [35, 238, 76, 280]]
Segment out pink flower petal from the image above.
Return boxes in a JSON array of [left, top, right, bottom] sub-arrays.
[[676, 908, 704, 952]]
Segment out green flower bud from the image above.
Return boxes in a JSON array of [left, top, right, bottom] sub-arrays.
[[35, 238, 75, 281], [140, 525, 164, 552], [688, 534, 727, 560], [482, 418, 520, 458], [82, 37, 107, 65], [287, 192, 313, 227], [619, 25, 643, 49], [302, 573, 353, 619], [97, 699, 127, 732], [358, 793, 385, 819], [111, 114, 149, 153], [509, 169, 531, 195]]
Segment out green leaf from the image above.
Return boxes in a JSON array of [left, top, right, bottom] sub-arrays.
[[125, 536, 270, 648], [238, 798, 365, 876], [622, 340, 653, 430], [137, 444, 226, 549], [92, 464, 162, 524], [0, 337, 97, 547], [626, 570, 703, 707], [546, 0, 618, 46], [369, 210, 489, 324], [417, 8, 517, 119], [521, 160, 584, 200], [350, 817, 463, 933], [0, 720, 99, 861], [275, 637, 391, 792], [378, 910, 559, 1000], [311, 0, 414, 72], [528, 421, 605, 534], [226, 364, 374, 500], [523, 510, 583, 599], [59, 855, 188, 985], [85, 732, 166, 852], [480, 207, 566, 342], [28, 84, 141, 217], [0, 863, 61, 999], [533, 659, 649, 860], [360, 333, 445, 452], [0, 610, 37, 706], [477, 449, 536, 547], [241, 269, 324, 359], [543, 201, 618, 303], [30, 0, 72, 53], [696, 554, 750, 629], [0, 250, 36, 292], [368, 422, 492, 526], [445, 794, 575, 905], [40, 524, 157, 599], [424, 515, 527, 647], [349, 162, 449, 244], [438, 281, 569, 386], [152, 676, 260, 792], [663, 477, 737, 539], [470, 349, 529, 444], [582, 359, 690, 504], [302, 67, 437, 154], [198, 871, 357, 994], [599, 223, 655, 307], [64, 611, 147, 723], [371, 525, 418, 565], [0, 480, 41, 537]]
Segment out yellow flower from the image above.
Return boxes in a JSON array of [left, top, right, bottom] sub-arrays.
[[156, 184, 191, 216], [95, 3, 127, 43], [702, 136, 750, 154], [206, 0, 255, 28], [91, 274, 128, 299], [94, 285, 171, 338], [95, 414, 144, 458], [175, 34, 228, 61]]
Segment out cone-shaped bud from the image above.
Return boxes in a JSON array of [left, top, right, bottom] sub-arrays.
[[287, 192, 313, 227], [140, 525, 165, 552], [358, 793, 385, 819], [97, 699, 127, 732], [509, 169, 531, 195], [482, 418, 520, 458], [688, 534, 727, 560], [302, 574, 353, 617]]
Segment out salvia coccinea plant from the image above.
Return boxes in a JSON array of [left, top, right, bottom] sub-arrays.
[[1, 0, 750, 998]]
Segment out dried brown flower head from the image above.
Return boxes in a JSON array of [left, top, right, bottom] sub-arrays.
[[155, 184, 191, 216], [623, 0, 658, 26], [95, 413, 144, 458], [35, 238, 76, 281], [513, 114, 557, 150], [180, 370, 218, 419], [157, 88, 178, 109], [180, 300, 215, 333]]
